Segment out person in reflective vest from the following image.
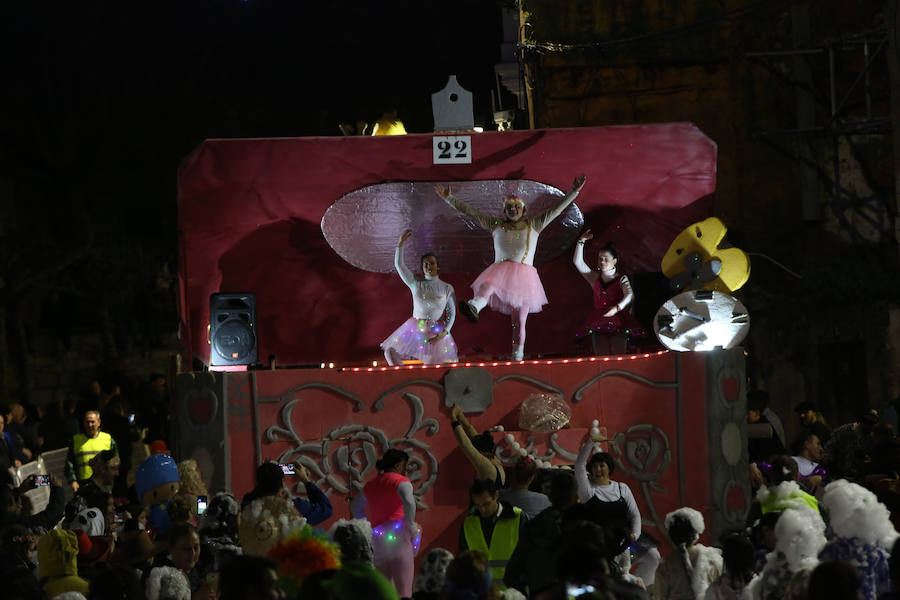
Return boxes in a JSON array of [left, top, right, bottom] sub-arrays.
[[459, 478, 527, 582], [65, 410, 117, 492]]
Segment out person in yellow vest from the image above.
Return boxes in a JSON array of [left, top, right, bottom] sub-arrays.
[[458, 478, 527, 583], [65, 409, 118, 492]]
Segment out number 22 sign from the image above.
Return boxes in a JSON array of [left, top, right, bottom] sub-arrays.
[[432, 136, 472, 164]]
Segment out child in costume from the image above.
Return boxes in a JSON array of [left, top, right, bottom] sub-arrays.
[[381, 229, 458, 365], [435, 174, 586, 360], [135, 453, 180, 534], [573, 231, 646, 355], [651, 507, 723, 600]]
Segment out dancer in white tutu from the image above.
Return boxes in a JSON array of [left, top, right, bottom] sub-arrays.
[[381, 229, 458, 365], [435, 174, 586, 360]]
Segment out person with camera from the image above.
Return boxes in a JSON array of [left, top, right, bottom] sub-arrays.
[[240, 460, 332, 525], [0, 472, 66, 532]]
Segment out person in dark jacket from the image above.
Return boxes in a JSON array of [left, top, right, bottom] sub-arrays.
[[794, 401, 832, 446], [0, 412, 29, 469], [0, 421, 13, 472], [504, 469, 577, 595]]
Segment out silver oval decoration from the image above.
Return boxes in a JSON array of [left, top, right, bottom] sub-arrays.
[[321, 180, 584, 274], [720, 422, 743, 466], [654, 290, 750, 352]]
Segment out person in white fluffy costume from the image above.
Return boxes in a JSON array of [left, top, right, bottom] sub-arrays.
[[238, 495, 307, 557], [329, 517, 375, 565], [817, 479, 897, 600], [742, 504, 826, 600], [145, 565, 191, 600], [650, 507, 722, 600]]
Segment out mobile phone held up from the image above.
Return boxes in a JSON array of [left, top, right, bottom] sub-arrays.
[[280, 464, 295, 475], [197, 495, 208, 515], [33, 474, 51, 487], [566, 583, 596, 599]]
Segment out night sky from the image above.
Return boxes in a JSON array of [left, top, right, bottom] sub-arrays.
[[0, 1, 505, 334]]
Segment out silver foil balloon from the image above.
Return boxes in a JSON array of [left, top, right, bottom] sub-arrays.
[[519, 393, 571, 433], [321, 180, 584, 274]]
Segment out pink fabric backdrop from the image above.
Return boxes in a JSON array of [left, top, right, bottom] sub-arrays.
[[178, 124, 717, 365]]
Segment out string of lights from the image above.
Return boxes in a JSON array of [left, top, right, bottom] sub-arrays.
[[342, 350, 669, 372]]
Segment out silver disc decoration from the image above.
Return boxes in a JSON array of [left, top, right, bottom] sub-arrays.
[[321, 180, 583, 274], [654, 290, 749, 352]]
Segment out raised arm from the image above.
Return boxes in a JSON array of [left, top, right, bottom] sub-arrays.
[[573, 228, 599, 286], [452, 403, 478, 439], [434, 184, 496, 231], [533, 174, 587, 231], [291, 463, 333, 526], [394, 230, 416, 288], [451, 404, 497, 480], [574, 437, 594, 503]]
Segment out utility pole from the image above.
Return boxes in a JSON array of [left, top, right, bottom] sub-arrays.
[[888, 0, 900, 259], [519, 1, 536, 129]]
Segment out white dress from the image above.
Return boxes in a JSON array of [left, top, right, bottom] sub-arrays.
[[380, 244, 458, 363]]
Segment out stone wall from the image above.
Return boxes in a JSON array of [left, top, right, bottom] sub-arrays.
[[520, 0, 900, 431]]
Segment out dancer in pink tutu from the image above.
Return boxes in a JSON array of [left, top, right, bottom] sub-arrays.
[[435, 174, 586, 361], [573, 230, 646, 355], [381, 229, 458, 365]]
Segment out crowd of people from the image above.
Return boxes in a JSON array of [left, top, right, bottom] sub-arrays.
[[5, 372, 900, 600]]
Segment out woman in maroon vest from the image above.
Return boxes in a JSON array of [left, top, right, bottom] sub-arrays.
[[573, 232, 646, 355]]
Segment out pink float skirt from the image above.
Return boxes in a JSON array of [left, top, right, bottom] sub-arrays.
[[471, 261, 548, 315]]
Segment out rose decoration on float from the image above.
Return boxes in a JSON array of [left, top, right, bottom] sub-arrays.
[[610, 424, 671, 492], [265, 388, 440, 509]]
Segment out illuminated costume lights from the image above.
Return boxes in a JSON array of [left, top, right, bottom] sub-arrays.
[[351, 449, 419, 597], [380, 230, 458, 365]]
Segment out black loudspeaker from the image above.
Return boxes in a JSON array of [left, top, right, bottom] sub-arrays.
[[209, 293, 257, 367]]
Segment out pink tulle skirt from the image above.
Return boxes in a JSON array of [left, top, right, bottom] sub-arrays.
[[380, 318, 458, 364], [471, 261, 548, 315]]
